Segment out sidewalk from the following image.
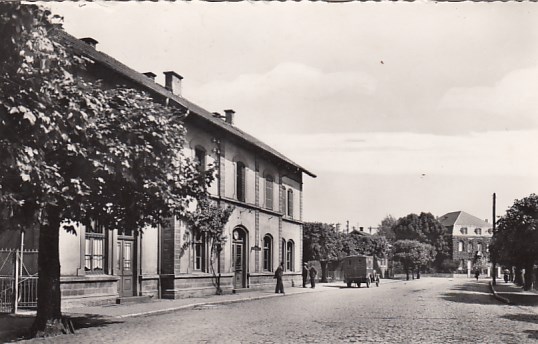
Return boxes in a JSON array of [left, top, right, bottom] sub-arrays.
[[490, 280, 538, 307]]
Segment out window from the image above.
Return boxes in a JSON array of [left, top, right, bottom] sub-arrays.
[[487, 228, 493, 235], [460, 227, 468, 235], [85, 221, 106, 274], [477, 243, 482, 252], [475, 228, 482, 235], [458, 241, 464, 252], [194, 147, 206, 173], [265, 175, 273, 210], [468, 242, 473, 253], [193, 233, 206, 272], [287, 189, 294, 218], [236, 162, 246, 202], [263, 235, 273, 271], [286, 240, 294, 271], [459, 259, 465, 270], [281, 239, 286, 271]]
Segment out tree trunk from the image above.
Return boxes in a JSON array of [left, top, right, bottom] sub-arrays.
[[514, 266, 524, 286], [523, 264, 534, 291], [492, 261, 496, 286], [320, 261, 329, 283], [416, 269, 421, 279], [32, 207, 70, 337], [405, 269, 409, 280]]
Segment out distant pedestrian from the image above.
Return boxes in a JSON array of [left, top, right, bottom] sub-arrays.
[[475, 270, 480, 281], [504, 272, 509, 283], [302, 263, 309, 288], [274, 262, 284, 294], [309, 264, 318, 288]]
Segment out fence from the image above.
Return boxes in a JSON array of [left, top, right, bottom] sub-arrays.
[[0, 248, 39, 313]]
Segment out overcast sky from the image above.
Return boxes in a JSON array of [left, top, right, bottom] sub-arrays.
[[47, 1, 538, 230]]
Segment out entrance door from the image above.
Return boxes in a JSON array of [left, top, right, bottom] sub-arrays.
[[116, 237, 134, 297], [232, 228, 247, 289]]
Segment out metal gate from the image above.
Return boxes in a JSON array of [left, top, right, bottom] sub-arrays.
[[0, 248, 38, 313]]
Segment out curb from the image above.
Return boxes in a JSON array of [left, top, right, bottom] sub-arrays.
[[489, 281, 511, 305]]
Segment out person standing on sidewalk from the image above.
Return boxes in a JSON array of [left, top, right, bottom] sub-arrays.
[[302, 263, 309, 288], [475, 270, 480, 281], [274, 262, 284, 294], [309, 264, 318, 288]]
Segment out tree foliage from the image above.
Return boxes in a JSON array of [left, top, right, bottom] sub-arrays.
[[491, 194, 538, 290], [392, 240, 434, 280], [392, 212, 450, 270], [376, 215, 397, 243], [0, 4, 211, 335]]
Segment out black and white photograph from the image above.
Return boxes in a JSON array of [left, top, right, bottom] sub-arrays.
[[1, 1, 537, 343]]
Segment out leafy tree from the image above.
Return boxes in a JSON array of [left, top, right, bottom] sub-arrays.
[[0, 4, 210, 336], [492, 194, 538, 291], [303, 222, 341, 282], [344, 231, 390, 258], [376, 215, 397, 242], [392, 212, 450, 270], [392, 240, 434, 280], [185, 198, 234, 294]]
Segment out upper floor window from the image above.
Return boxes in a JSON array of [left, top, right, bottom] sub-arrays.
[[85, 221, 106, 275], [458, 241, 464, 252], [477, 243, 482, 252], [263, 235, 273, 272], [475, 228, 482, 235], [194, 147, 206, 173], [460, 227, 468, 235], [286, 240, 295, 271], [265, 175, 274, 210], [236, 161, 246, 202], [287, 189, 294, 218], [468, 242, 473, 253]]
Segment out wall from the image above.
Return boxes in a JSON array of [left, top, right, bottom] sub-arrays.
[[59, 222, 83, 276]]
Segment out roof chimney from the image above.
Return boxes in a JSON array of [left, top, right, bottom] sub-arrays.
[[224, 109, 235, 125], [164, 71, 183, 96], [143, 72, 156, 81], [80, 37, 98, 49]]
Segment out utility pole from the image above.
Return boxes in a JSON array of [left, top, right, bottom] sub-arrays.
[[492, 193, 497, 286]]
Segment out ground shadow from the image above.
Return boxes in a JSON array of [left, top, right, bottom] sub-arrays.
[[0, 314, 123, 343], [500, 313, 538, 324], [524, 330, 538, 340], [497, 293, 538, 306], [440, 282, 499, 305]]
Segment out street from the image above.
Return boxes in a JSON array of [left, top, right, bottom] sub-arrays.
[[18, 278, 538, 344]]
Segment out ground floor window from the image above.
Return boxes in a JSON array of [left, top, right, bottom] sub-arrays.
[[286, 240, 294, 271], [85, 222, 106, 274], [193, 234, 207, 272], [263, 235, 273, 271]]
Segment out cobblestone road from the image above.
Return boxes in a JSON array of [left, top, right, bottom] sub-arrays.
[[18, 279, 538, 343]]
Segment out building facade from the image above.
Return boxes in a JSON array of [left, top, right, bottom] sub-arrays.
[[0, 30, 315, 308], [438, 211, 498, 277]]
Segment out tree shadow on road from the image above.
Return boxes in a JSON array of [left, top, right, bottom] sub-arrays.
[[500, 313, 538, 324], [0, 314, 123, 343], [440, 282, 499, 305]]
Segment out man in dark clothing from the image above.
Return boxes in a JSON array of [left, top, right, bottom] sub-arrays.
[[309, 265, 318, 288], [302, 263, 309, 288], [274, 262, 284, 294]]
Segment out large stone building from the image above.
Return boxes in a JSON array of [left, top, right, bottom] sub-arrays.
[[0, 29, 315, 308], [438, 211, 498, 277]]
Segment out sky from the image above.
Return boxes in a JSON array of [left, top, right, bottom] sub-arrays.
[[46, 1, 538, 231]]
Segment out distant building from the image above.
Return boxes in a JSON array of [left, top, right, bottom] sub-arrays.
[[438, 211, 498, 277]]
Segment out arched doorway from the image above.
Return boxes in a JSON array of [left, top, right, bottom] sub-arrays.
[[232, 227, 248, 289]]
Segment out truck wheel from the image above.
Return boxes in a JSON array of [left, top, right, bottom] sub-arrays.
[[366, 280, 371, 288], [347, 281, 351, 288], [357, 283, 361, 288], [376, 279, 380, 287]]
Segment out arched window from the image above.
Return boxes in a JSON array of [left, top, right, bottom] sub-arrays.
[[265, 175, 274, 210], [458, 241, 464, 252], [263, 235, 273, 271], [286, 240, 294, 271], [281, 239, 286, 271], [287, 189, 293, 218], [236, 161, 246, 202]]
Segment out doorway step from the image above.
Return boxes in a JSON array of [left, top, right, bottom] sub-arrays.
[[115, 295, 152, 305]]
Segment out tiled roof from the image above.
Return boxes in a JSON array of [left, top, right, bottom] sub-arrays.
[[439, 211, 491, 228], [55, 30, 316, 178]]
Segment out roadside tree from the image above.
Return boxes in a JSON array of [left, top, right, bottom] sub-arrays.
[[303, 222, 341, 282], [392, 240, 434, 280], [0, 4, 211, 336], [491, 194, 538, 291], [376, 215, 397, 243]]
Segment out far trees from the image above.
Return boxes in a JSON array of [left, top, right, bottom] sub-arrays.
[[392, 240, 434, 280], [491, 194, 538, 291], [392, 212, 451, 271], [303, 222, 341, 282], [376, 215, 397, 243]]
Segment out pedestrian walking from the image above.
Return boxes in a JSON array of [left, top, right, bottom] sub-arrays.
[[274, 262, 284, 294], [309, 264, 318, 288], [475, 270, 480, 281], [302, 263, 309, 288]]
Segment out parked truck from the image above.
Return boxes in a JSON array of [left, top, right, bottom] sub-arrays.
[[342, 255, 380, 288]]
